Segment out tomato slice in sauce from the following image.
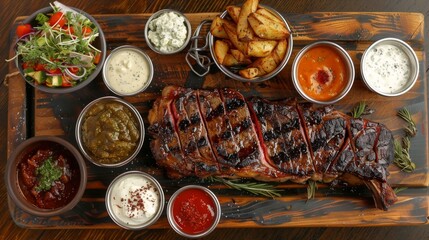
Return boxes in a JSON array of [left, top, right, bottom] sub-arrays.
[[172, 188, 216, 235]]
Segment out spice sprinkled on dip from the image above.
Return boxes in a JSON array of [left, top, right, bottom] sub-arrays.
[[362, 44, 411, 94], [106, 171, 164, 229], [103, 46, 153, 96]]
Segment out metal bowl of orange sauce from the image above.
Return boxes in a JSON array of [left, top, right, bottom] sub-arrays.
[[291, 41, 355, 104]]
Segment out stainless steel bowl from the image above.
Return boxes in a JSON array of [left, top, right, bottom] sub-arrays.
[[105, 171, 165, 230], [144, 9, 192, 54], [167, 185, 221, 238], [75, 96, 145, 167], [14, 7, 106, 94], [208, 6, 293, 82], [291, 41, 355, 104], [102, 45, 154, 96], [360, 38, 419, 97]]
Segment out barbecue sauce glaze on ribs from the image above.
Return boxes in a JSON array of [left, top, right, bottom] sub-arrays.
[[148, 86, 397, 210]]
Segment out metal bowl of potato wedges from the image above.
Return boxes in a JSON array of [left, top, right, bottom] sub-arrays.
[[208, 1, 293, 82]]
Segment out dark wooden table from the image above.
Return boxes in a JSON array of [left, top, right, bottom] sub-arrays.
[[2, 0, 429, 239]]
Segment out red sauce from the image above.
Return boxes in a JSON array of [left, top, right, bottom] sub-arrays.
[[172, 188, 216, 235], [297, 45, 349, 101], [17, 143, 81, 209]]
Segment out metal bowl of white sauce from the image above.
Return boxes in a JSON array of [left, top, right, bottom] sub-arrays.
[[105, 171, 165, 230], [360, 38, 419, 97], [102, 45, 153, 96]]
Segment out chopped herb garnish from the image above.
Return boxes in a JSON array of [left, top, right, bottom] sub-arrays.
[[35, 156, 62, 192]]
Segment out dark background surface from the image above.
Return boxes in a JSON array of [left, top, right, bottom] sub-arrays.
[[1, 0, 429, 239]]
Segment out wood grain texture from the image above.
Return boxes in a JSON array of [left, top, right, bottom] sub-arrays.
[[2, 0, 429, 239], [6, 11, 428, 229]]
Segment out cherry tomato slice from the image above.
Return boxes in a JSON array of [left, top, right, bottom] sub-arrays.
[[16, 24, 33, 38], [68, 67, 79, 74], [49, 12, 66, 27], [94, 52, 102, 65], [62, 76, 72, 87], [34, 63, 46, 71], [46, 68, 62, 74], [81, 26, 92, 36], [22, 62, 34, 69]]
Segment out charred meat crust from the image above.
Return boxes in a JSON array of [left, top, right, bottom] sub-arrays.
[[148, 86, 397, 210]]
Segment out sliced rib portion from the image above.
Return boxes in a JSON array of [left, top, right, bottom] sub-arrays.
[[148, 86, 398, 210], [248, 97, 313, 183], [297, 103, 348, 182], [171, 87, 219, 177], [220, 89, 288, 181], [148, 86, 192, 178]]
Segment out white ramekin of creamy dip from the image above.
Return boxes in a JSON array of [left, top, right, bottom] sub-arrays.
[[105, 171, 164, 230], [102, 45, 154, 96], [360, 38, 419, 97]]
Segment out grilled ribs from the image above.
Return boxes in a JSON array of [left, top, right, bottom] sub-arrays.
[[148, 86, 397, 210]]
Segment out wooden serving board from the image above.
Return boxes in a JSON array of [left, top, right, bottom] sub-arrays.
[[7, 12, 429, 228]]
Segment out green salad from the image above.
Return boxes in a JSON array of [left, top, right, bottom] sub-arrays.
[[7, 2, 102, 88]]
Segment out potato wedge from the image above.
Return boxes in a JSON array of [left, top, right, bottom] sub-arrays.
[[222, 54, 239, 66], [210, 16, 228, 38], [248, 12, 289, 40], [247, 40, 278, 57], [272, 39, 288, 64], [250, 54, 278, 76], [256, 7, 286, 26], [214, 40, 230, 64], [223, 20, 248, 54], [237, 0, 259, 41], [239, 67, 259, 79], [226, 6, 241, 23], [230, 49, 251, 64]]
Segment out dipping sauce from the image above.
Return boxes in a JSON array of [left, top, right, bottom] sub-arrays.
[[17, 144, 81, 209], [106, 171, 164, 229], [362, 43, 411, 94], [297, 45, 349, 101], [147, 11, 188, 53], [104, 47, 152, 95], [81, 100, 140, 165], [171, 187, 218, 236]]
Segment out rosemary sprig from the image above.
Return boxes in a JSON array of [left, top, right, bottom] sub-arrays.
[[394, 138, 416, 172], [207, 176, 282, 198], [350, 101, 374, 118], [397, 108, 417, 137], [307, 180, 318, 200], [393, 187, 408, 194]]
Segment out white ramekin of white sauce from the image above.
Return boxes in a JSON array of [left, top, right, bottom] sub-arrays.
[[360, 38, 419, 97], [102, 45, 154, 96], [105, 171, 164, 230]]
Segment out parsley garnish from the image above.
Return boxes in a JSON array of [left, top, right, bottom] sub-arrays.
[[35, 157, 62, 192]]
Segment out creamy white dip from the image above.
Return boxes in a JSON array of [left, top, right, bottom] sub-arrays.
[[109, 173, 160, 226], [105, 48, 151, 95], [363, 43, 411, 94], [147, 11, 188, 53]]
